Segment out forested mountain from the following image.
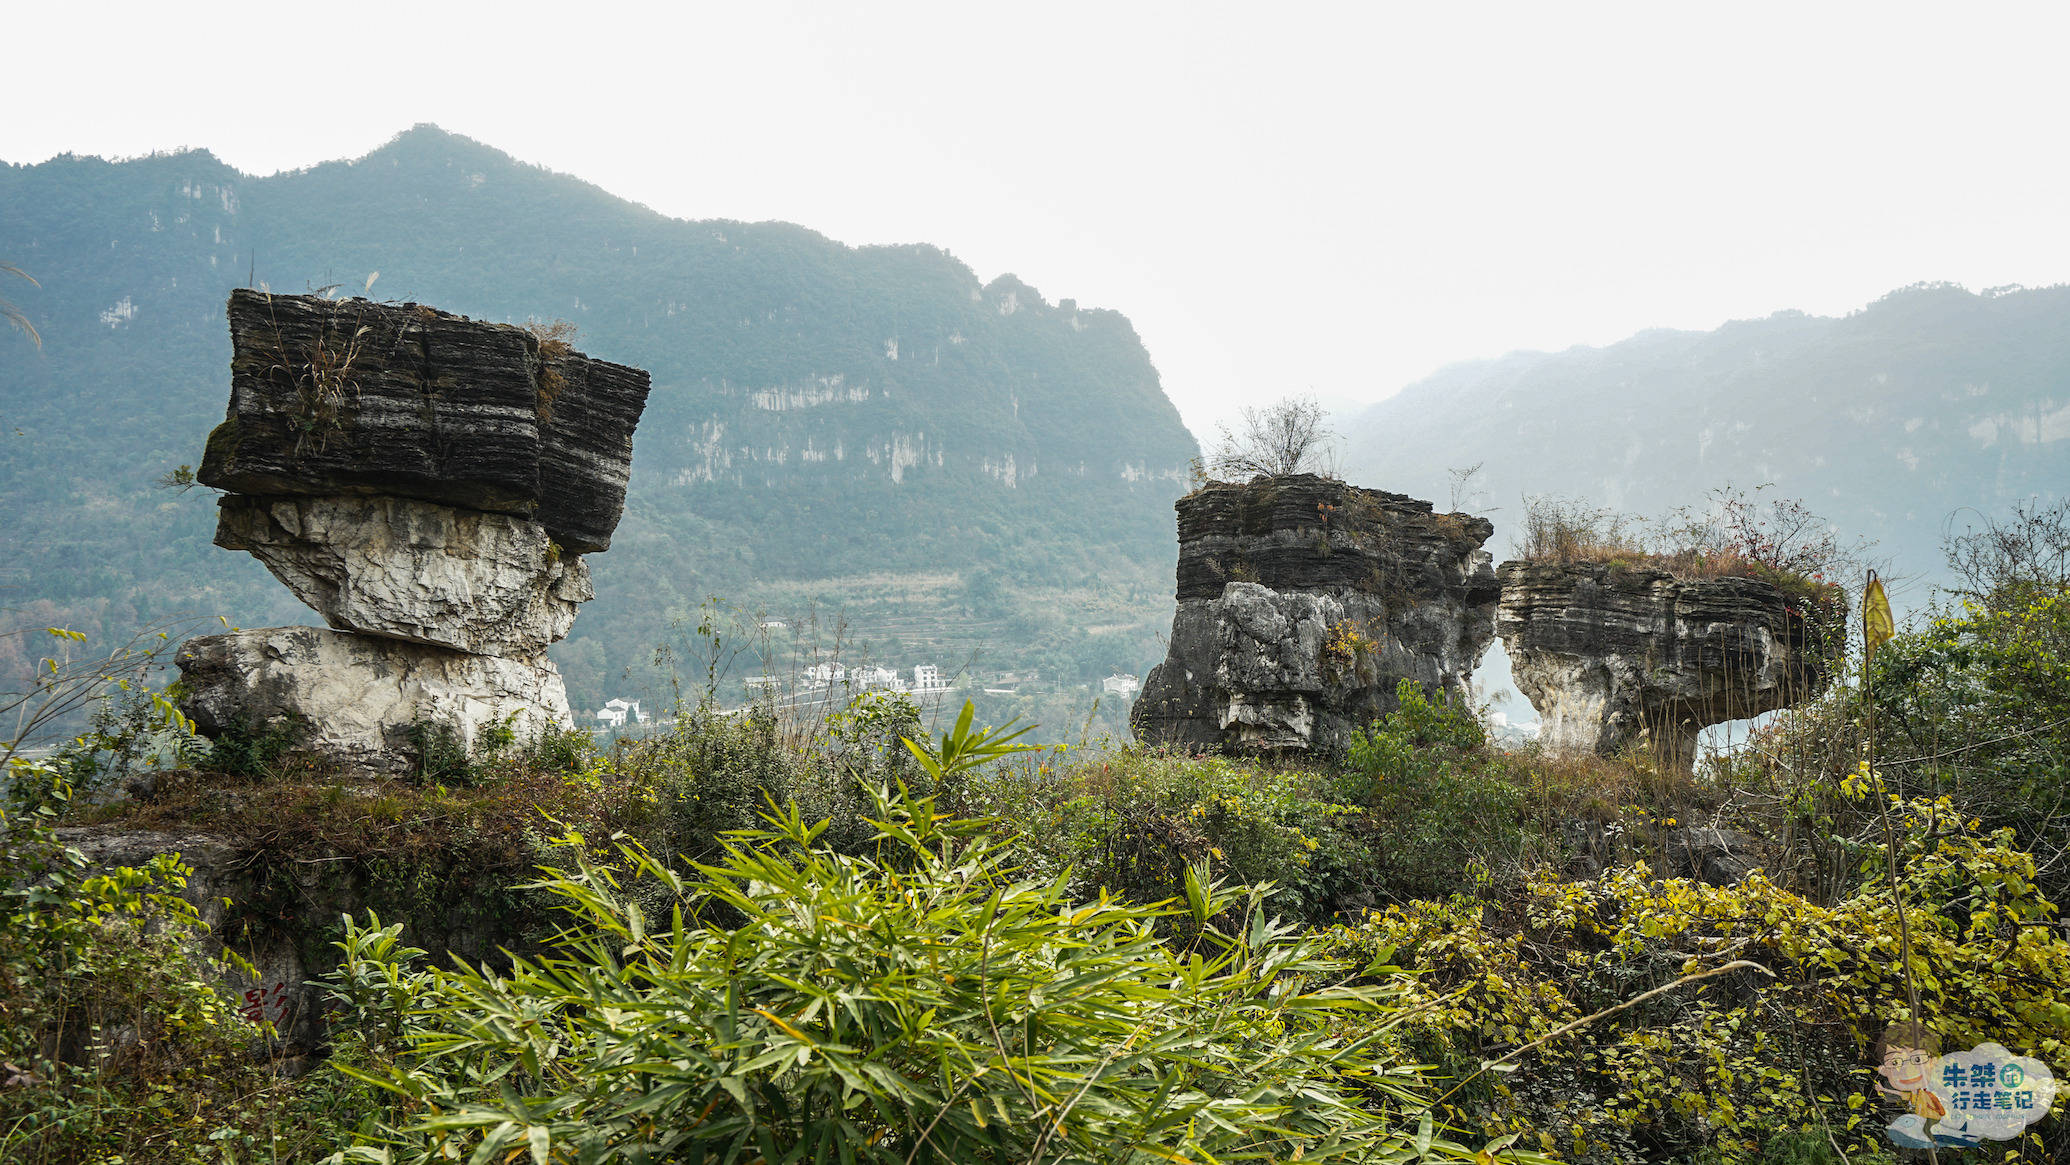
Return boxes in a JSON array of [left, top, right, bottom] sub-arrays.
[[1342, 283, 2070, 602], [0, 126, 1197, 713]]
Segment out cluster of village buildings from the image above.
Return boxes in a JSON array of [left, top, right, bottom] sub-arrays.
[[769, 662, 949, 694], [586, 665, 1144, 732]]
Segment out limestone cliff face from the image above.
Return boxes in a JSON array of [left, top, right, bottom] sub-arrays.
[[180, 292, 650, 775], [1496, 560, 1831, 771], [1132, 475, 1498, 754]]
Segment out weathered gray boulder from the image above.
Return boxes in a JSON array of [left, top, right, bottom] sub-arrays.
[[1496, 560, 1833, 772], [200, 289, 650, 554], [1132, 475, 1499, 754], [177, 627, 572, 777], [1667, 825, 1759, 886], [216, 494, 592, 656]]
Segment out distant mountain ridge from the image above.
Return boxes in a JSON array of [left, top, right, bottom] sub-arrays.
[[0, 126, 1198, 712], [1340, 283, 2070, 604]]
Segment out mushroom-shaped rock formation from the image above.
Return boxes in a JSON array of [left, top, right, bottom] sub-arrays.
[[1495, 560, 1834, 772], [1130, 474, 1499, 755], [178, 291, 652, 775]]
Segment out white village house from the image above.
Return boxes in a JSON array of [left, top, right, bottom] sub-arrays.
[[595, 698, 648, 729]]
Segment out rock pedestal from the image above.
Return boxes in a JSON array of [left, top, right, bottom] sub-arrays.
[[179, 292, 651, 776], [1496, 561, 1832, 772], [1131, 475, 1499, 755], [178, 628, 574, 777], [216, 494, 592, 657]]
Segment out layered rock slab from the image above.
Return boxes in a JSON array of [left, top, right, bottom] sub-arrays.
[[216, 494, 592, 657], [201, 289, 651, 554], [1132, 475, 1499, 755], [178, 627, 572, 777], [1496, 560, 1831, 772]]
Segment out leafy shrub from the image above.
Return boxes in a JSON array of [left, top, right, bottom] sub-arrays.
[[204, 713, 305, 780], [625, 703, 807, 865], [0, 756, 272, 1164], [406, 719, 472, 785], [406, 716, 598, 789], [806, 689, 928, 851], [1866, 588, 2070, 882], [53, 675, 206, 796], [518, 724, 600, 776], [975, 745, 1359, 925], [1327, 791, 2070, 1164], [320, 785, 1540, 1165], [1345, 681, 1529, 902]]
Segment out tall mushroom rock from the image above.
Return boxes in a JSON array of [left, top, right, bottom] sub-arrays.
[[1495, 560, 1834, 773], [176, 290, 652, 775], [1130, 474, 1499, 754]]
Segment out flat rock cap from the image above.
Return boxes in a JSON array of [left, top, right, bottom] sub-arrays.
[[199, 289, 651, 553]]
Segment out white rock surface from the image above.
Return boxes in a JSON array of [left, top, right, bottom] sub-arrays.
[[177, 626, 573, 776], [216, 495, 591, 657]]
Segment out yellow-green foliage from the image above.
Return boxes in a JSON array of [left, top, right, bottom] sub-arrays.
[[1323, 619, 1378, 670], [1329, 786, 2069, 1163], [0, 758, 285, 1165], [995, 749, 1353, 921]]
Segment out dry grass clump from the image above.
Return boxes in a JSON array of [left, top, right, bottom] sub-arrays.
[[524, 318, 579, 421], [1516, 491, 1852, 597], [1515, 494, 1650, 565]]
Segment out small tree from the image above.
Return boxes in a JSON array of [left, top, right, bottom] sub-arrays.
[[1203, 395, 1336, 481], [1944, 496, 2070, 610]]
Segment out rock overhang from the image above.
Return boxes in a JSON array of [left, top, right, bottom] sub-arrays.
[[200, 289, 651, 554]]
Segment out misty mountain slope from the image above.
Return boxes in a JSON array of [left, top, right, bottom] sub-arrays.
[[0, 126, 1197, 709], [1341, 284, 2070, 595]]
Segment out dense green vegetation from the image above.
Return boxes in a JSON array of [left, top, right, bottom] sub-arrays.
[[0, 126, 1195, 724], [4, 501, 2065, 1163]]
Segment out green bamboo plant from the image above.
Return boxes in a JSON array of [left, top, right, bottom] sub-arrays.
[[321, 707, 1541, 1165]]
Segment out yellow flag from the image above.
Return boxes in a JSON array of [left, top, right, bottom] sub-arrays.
[[1862, 573, 1893, 662]]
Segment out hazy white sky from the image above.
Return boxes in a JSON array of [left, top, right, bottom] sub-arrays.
[[12, 1, 2070, 435]]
